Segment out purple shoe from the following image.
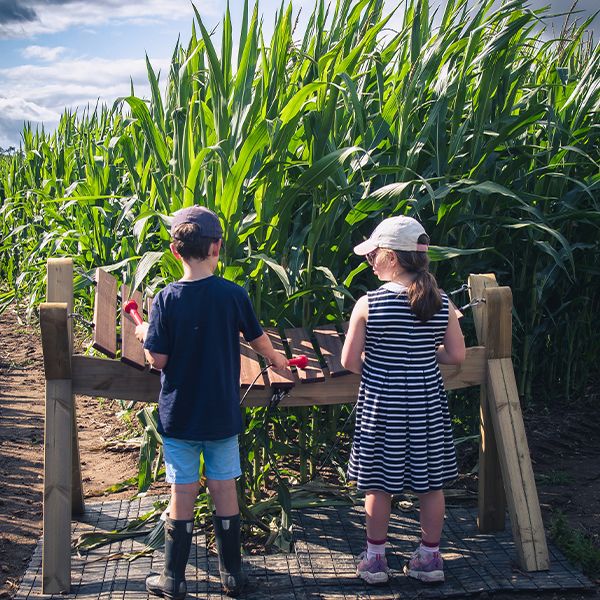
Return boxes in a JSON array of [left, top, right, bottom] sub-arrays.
[[403, 548, 444, 583], [356, 551, 389, 585]]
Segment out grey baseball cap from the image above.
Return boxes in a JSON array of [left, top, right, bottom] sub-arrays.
[[354, 216, 428, 255], [170, 206, 223, 238]]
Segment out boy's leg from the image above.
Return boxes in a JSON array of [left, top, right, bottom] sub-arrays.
[[356, 490, 391, 584], [404, 489, 445, 583], [146, 438, 200, 599], [204, 436, 246, 598], [171, 482, 201, 520], [206, 478, 239, 515]]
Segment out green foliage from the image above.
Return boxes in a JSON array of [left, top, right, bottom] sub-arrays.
[[1, 0, 599, 547], [2, 0, 598, 402], [550, 512, 600, 579]]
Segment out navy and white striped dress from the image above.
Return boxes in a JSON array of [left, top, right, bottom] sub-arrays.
[[347, 282, 458, 494]]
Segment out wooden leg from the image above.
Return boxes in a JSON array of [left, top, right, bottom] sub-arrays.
[[478, 381, 507, 532], [40, 302, 74, 593], [42, 379, 73, 594]]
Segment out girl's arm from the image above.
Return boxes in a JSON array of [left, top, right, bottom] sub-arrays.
[[341, 295, 368, 374], [437, 302, 466, 365]]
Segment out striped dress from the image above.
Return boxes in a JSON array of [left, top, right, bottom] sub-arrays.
[[347, 282, 458, 494]]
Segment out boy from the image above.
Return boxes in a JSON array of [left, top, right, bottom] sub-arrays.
[[135, 205, 289, 599]]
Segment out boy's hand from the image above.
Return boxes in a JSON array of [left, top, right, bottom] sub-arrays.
[[135, 322, 149, 343], [269, 352, 290, 372]]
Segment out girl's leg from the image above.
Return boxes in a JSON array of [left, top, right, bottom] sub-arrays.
[[403, 489, 445, 583], [417, 489, 445, 544], [357, 490, 392, 584], [364, 490, 392, 540]]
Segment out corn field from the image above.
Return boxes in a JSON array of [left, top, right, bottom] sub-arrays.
[[1, 0, 599, 546]]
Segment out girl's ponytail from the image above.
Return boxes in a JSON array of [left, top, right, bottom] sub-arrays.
[[407, 269, 442, 322], [394, 234, 442, 322]]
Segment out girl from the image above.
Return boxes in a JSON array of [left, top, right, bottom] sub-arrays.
[[341, 216, 465, 585]]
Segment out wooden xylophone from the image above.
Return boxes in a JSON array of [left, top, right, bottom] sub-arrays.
[[84, 268, 487, 407]]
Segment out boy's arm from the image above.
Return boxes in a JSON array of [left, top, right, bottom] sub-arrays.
[[341, 295, 368, 374], [135, 322, 169, 370], [249, 333, 289, 371]]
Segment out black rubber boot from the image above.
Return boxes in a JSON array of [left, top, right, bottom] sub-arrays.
[[146, 517, 194, 600], [213, 513, 247, 597]]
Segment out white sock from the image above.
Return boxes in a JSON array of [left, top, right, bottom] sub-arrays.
[[420, 542, 439, 554], [367, 540, 386, 559]]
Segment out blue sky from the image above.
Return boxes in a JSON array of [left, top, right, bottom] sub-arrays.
[[0, 0, 597, 148]]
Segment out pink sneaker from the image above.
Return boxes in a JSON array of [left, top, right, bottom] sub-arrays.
[[403, 548, 444, 583], [356, 551, 389, 584]]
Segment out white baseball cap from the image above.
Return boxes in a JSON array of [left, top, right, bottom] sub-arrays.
[[353, 216, 429, 255]]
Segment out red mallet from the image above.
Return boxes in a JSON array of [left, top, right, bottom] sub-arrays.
[[124, 299, 143, 326], [288, 355, 308, 369]]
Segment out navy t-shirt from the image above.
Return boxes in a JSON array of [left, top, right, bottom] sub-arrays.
[[144, 276, 263, 440]]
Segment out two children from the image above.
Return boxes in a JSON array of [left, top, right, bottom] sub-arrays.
[[138, 207, 464, 595]]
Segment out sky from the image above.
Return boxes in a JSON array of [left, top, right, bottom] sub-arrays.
[[0, 0, 597, 149]]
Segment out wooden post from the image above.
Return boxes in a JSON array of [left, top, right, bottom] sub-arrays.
[[40, 302, 72, 594], [484, 286, 549, 571], [468, 274, 506, 532], [46, 258, 85, 516]]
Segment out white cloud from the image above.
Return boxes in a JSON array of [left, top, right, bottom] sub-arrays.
[[0, 0, 220, 38], [0, 56, 170, 147], [21, 45, 67, 61], [0, 96, 59, 121]]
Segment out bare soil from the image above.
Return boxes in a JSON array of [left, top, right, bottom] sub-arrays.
[[0, 307, 598, 599]]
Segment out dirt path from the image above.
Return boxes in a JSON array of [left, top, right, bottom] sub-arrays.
[[0, 307, 598, 599], [0, 309, 140, 597]]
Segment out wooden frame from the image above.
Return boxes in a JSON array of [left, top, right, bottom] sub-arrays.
[[39, 260, 548, 592]]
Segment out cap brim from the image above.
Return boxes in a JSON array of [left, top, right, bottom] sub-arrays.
[[353, 239, 378, 255]]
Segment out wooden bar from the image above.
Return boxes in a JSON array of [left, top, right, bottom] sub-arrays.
[[71, 344, 487, 406], [72, 355, 160, 402], [240, 335, 266, 389], [440, 346, 486, 390], [92, 268, 117, 358], [46, 259, 84, 518], [312, 325, 349, 377], [264, 328, 296, 389], [284, 328, 325, 383], [120, 286, 146, 370], [487, 357, 549, 571], [469, 273, 506, 533]]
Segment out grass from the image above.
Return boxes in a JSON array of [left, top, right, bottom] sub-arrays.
[[535, 471, 575, 486], [550, 511, 600, 580]]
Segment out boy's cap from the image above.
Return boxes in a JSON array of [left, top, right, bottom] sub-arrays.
[[353, 216, 428, 255], [170, 206, 223, 238]]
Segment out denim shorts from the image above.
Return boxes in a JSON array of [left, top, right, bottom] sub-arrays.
[[162, 435, 242, 484]]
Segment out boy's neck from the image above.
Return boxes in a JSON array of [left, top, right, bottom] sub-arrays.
[[180, 258, 216, 281]]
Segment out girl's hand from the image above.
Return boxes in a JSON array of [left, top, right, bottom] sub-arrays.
[[135, 322, 149, 343]]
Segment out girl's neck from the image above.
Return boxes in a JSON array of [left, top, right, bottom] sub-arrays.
[[385, 269, 415, 288]]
